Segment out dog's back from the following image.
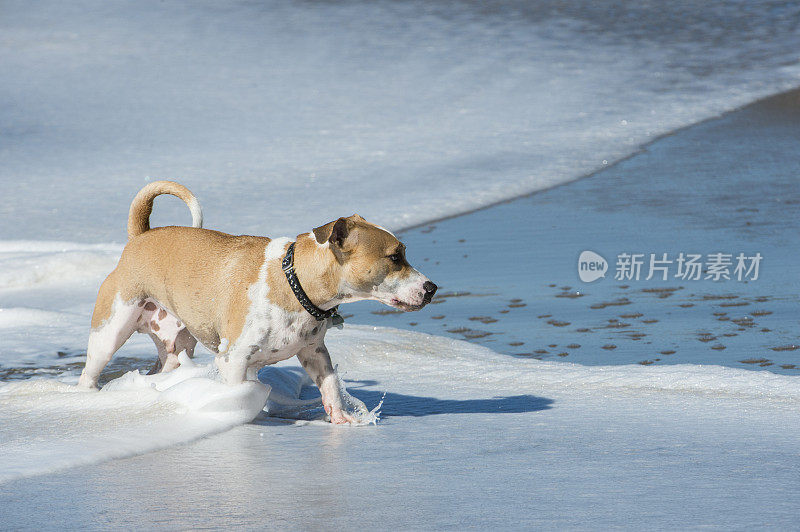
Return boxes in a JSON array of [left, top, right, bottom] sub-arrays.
[[115, 226, 269, 344]]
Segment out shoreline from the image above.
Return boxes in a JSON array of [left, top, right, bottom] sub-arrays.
[[397, 85, 800, 234]]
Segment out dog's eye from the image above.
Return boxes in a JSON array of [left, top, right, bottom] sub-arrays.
[[388, 254, 401, 262]]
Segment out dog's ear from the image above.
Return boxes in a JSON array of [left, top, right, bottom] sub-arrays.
[[312, 221, 334, 244], [329, 217, 350, 248], [313, 217, 356, 251]]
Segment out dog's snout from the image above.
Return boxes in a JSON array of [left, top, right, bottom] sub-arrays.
[[423, 281, 437, 301]]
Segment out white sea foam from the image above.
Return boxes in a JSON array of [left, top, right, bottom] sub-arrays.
[[104, 353, 270, 423], [0, 354, 269, 484], [0, 307, 73, 329], [0, 241, 122, 290]]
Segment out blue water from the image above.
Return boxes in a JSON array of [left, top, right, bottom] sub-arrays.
[[348, 89, 800, 373]]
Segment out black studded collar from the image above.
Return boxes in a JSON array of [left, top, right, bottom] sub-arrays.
[[282, 242, 344, 326]]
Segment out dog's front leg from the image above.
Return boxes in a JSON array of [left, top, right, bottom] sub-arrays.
[[296, 342, 367, 424], [215, 349, 249, 385]]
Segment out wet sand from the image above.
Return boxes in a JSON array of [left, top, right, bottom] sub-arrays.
[[347, 89, 800, 373]]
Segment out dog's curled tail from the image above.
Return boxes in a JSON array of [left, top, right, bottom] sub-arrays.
[[127, 180, 203, 240]]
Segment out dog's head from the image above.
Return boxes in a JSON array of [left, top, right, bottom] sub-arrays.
[[313, 214, 437, 311]]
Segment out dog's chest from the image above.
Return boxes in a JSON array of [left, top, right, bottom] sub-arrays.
[[234, 302, 324, 364]]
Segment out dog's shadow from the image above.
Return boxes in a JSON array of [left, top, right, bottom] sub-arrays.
[[302, 378, 554, 418]]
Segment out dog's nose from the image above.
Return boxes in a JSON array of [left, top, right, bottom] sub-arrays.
[[423, 281, 437, 296]]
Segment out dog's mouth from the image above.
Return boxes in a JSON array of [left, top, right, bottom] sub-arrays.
[[389, 298, 425, 312]]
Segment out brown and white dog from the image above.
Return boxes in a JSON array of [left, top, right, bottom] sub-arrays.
[[78, 181, 437, 423]]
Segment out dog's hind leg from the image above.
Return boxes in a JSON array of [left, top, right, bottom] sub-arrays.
[[146, 328, 197, 373], [145, 331, 170, 374], [142, 305, 198, 373], [78, 276, 143, 388], [165, 328, 197, 371], [146, 356, 163, 375]]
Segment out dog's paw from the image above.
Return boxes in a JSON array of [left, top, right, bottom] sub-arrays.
[[324, 403, 356, 424]]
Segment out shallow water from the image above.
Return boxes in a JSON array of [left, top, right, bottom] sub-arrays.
[[348, 89, 800, 373]]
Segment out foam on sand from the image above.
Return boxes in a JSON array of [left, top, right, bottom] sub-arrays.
[[325, 326, 800, 403], [0, 354, 269, 484]]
